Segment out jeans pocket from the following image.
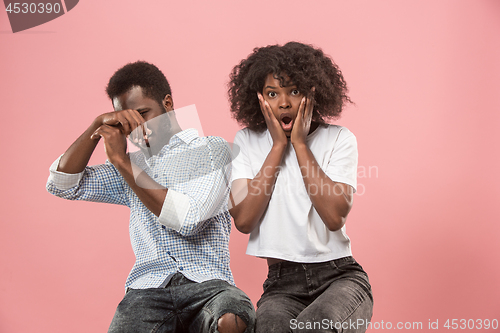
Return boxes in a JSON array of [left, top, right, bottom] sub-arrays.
[[262, 276, 279, 292], [334, 257, 358, 271]]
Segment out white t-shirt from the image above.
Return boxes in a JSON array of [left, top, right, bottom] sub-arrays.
[[231, 124, 358, 262]]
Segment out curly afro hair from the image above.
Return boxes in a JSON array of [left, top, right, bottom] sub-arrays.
[[228, 42, 351, 132], [106, 61, 172, 107]]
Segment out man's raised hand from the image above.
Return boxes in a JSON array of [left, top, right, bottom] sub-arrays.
[[97, 109, 145, 137]]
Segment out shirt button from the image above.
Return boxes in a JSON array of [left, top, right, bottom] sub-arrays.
[[154, 174, 158, 178], [179, 266, 183, 270], [162, 225, 166, 229], [167, 251, 171, 255]]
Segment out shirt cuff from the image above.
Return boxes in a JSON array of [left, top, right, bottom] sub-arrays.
[[158, 189, 190, 231], [48, 155, 84, 190]]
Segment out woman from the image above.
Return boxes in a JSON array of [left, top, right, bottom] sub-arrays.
[[228, 42, 373, 332]]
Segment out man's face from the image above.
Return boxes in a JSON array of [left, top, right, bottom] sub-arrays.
[[112, 85, 167, 122], [262, 73, 303, 137], [113, 86, 173, 154]]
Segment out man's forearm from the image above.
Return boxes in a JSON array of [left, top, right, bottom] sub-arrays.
[[114, 157, 167, 217], [57, 117, 103, 174]]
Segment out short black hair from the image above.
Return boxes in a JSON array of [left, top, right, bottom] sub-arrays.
[[106, 61, 172, 107], [228, 42, 351, 132]]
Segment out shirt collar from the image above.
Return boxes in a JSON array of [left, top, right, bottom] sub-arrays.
[[143, 128, 200, 165], [169, 128, 199, 146]]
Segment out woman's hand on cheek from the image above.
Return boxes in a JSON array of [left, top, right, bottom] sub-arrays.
[[258, 92, 288, 148], [291, 94, 314, 147]]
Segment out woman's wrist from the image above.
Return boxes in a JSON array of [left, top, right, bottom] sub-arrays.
[[271, 142, 287, 154]]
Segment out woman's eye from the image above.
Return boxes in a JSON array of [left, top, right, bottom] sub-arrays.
[[291, 89, 300, 96], [268, 91, 277, 98]]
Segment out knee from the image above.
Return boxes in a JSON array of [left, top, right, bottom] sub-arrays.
[[217, 313, 247, 333]]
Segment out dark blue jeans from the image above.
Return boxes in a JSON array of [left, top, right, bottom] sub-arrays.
[[108, 273, 255, 333], [256, 257, 373, 333]]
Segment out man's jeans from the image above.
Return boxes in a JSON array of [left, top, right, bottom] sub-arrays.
[[108, 273, 255, 333], [256, 257, 373, 333]]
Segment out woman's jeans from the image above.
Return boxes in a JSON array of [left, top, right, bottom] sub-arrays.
[[256, 257, 373, 333]]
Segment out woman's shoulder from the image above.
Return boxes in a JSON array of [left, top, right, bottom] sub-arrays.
[[313, 123, 356, 140], [234, 127, 269, 142]]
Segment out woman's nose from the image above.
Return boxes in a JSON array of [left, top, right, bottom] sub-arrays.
[[278, 95, 291, 109]]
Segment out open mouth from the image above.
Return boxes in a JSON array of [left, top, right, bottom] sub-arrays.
[[280, 113, 294, 132]]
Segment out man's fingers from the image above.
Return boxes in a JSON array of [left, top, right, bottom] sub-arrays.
[[91, 126, 105, 140], [126, 109, 145, 128], [108, 110, 145, 135], [122, 110, 143, 136], [90, 130, 101, 140], [116, 112, 135, 135], [90, 124, 118, 140], [91, 125, 107, 140], [117, 114, 131, 134]]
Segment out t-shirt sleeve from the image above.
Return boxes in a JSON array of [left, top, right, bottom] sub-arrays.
[[324, 128, 358, 192], [231, 129, 254, 182]]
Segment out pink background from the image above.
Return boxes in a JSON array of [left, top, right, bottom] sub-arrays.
[[1, 0, 499, 331]]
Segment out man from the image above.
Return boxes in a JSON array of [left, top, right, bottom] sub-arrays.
[[46, 61, 255, 333]]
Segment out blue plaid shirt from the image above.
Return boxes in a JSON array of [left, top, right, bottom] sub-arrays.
[[46, 129, 234, 289]]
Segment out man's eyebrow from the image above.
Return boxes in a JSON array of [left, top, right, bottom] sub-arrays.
[[264, 85, 277, 89], [136, 108, 149, 112]]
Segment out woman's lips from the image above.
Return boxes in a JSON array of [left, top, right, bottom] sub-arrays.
[[280, 113, 294, 132]]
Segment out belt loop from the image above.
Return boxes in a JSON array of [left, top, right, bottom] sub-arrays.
[[277, 262, 282, 278]]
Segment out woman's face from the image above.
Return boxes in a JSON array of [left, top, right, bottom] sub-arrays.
[[261, 73, 304, 136]]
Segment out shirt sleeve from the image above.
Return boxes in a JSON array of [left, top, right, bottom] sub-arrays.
[[324, 128, 358, 192], [158, 189, 191, 232], [230, 129, 254, 182], [158, 137, 232, 236], [46, 155, 129, 206]]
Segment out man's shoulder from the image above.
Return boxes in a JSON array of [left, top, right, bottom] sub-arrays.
[[201, 136, 232, 159], [188, 135, 229, 150], [203, 135, 228, 144], [179, 135, 231, 164]]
